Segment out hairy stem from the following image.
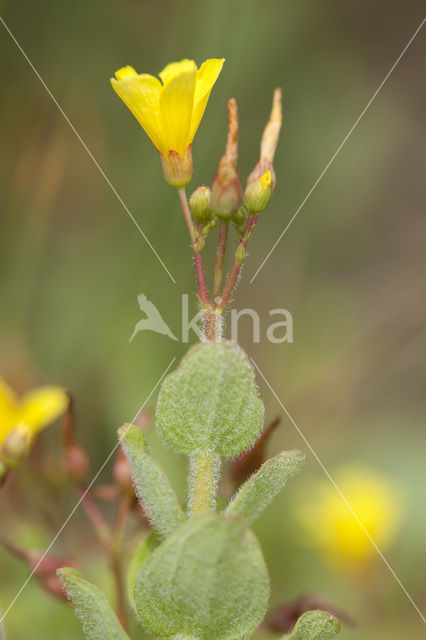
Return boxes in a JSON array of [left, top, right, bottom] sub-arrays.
[[111, 494, 131, 630], [188, 449, 221, 518], [178, 187, 210, 307], [220, 214, 259, 308], [212, 221, 229, 303]]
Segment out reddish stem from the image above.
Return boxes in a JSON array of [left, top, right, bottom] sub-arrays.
[[220, 215, 259, 308], [212, 221, 229, 303], [78, 487, 112, 549], [178, 187, 210, 307]]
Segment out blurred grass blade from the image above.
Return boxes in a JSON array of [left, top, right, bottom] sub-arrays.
[[225, 450, 304, 524], [119, 424, 186, 537], [58, 568, 130, 640], [283, 611, 340, 639]]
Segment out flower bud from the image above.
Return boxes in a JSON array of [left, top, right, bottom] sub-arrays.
[[232, 205, 248, 225], [113, 446, 134, 495], [244, 170, 273, 214], [160, 145, 193, 187], [211, 98, 242, 220], [64, 443, 90, 484], [189, 186, 212, 221], [1, 423, 31, 467], [211, 173, 242, 221], [235, 243, 247, 263], [1, 538, 74, 601]]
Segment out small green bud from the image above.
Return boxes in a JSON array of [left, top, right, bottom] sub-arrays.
[[232, 205, 248, 225], [244, 169, 274, 214], [1, 423, 31, 467], [189, 185, 212, 222], [235, 243, 247, 263], [193, 234, 205, 253]]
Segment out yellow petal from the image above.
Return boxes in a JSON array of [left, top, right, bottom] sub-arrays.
[[111, 72, 166, 154], [17, 386, 68, 437], [160, 69, 196, 157], [190, 58, 225, 140], [0, 378, 17, 414], [159, 59, 197, 86], [114, 66, 139, 81], [0, 378, 18, 444]]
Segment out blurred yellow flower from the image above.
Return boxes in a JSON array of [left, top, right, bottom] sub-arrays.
[[111, 58, 225, 158], [0, 378, 68, 467], [296, 466, 403, 574]]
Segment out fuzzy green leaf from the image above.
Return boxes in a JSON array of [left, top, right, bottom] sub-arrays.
[[283, 611, 340, 640], [127, 530, 160, 609], [58, 568, 130, 640], [225, 450, 305, 524], [156, 341, 264, 456], [119, 424, 186, 538], [134, 513, 270, 640]]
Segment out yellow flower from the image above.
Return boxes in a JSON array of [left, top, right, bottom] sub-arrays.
[[0, 378, 68, 467], [296, 466, 403, 574], [111, 58, 225, 186]]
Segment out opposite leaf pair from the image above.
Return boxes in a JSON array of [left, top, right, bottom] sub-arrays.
[[59, 342, 340, 640]]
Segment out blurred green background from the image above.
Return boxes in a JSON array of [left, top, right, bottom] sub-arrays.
[[1, 0, 425, 638]]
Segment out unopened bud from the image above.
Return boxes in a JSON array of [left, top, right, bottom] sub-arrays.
[[189, 186, 212, 221], [235, 243, 247, 263], [113, 447, 134, 495], [64, 444, 90, 484], [1, 423, 30, 467], [160, 145, 193, 187], [211, 174, 242, 221], [232, 206, 248, 225], [244, 170, 273, 214], [1, 538, 74, 601], [211, 98, 242, 220]]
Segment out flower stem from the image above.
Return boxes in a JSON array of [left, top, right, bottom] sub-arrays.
[[78, 487, 112, 550], [220, 214, 259, 308], [212, 221, 229, 303], [178, 187, 210, 307], [188, 449, 221, 518], [111, 494, 131, 630]]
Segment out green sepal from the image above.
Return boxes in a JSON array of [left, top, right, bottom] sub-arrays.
[[119, 424, 186, 538], [283, 611, 341, 640], [127, 530, 161, 609], [58, 568, 130, 640], [134, 513, 270, 640], [156, 341, 264, 456], [225, 450, 305, 524]]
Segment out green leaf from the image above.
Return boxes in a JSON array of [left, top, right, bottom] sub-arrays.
[[283, 611, 340, 640], [58, 568, 130, 640], [156, 341, 264, 456], [127, 530, 160, 609], [134, 513, 270, 640], [225, 450, 305, 524], [119, 424, 186, 538]]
